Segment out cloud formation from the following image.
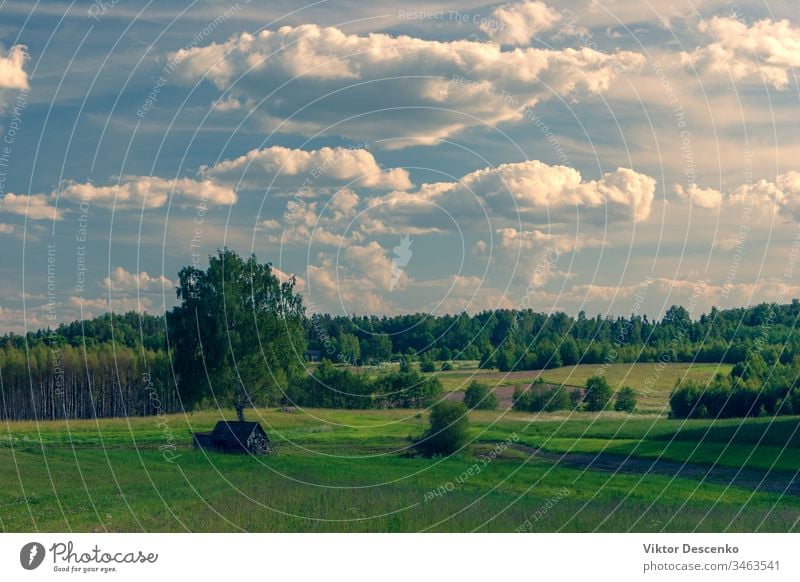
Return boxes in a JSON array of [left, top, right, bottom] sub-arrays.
[[202, 145, 413, 190], [59, 176, 236, 210], [172, 24, 645, 145], [674, 183, 724, 209], [1, 192, 62, 220], [374, 160, 656, 224], [102, 266, 174, 293], [682, 16, 800, 89], [483, 1, 562, 45], [0, 44, 29, 92], [678, 171, 800, 220]]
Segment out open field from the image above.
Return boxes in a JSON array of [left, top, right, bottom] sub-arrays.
[[431, 362, 731, 413], [1, 405, 798, 532], [536, 362, 732, 413]]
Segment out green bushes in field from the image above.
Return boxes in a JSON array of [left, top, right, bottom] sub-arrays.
[[288, 360, 442, 409], [419, 357, 437, 373], [512, 377, 638, 414], [414, 401, 470, 456], [512, 379, 573, 413], [463, 381, 497, 410], [669, 355, 800, 419], [614, 387, 638, 412], [583, 375, 613, 411]]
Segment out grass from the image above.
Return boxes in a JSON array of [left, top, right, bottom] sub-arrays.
[[537, 362, 732, 413], [1, 403, 798, 532], [417, 362, 730, 413]]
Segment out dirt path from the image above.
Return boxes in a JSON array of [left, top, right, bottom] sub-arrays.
[[510, 444, 800, 497]]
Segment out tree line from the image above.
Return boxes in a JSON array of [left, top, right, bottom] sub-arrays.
[[670, 352, 800, 419], [2, 249, 800, 421], [309, 302, 800, 370]]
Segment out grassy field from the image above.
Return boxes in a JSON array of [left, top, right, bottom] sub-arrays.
[[536, 362, 732, 413], [424, 362, 730, 413], [1, 401, 798, 532]]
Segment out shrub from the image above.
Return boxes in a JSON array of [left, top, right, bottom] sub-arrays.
[[583, 375, 612, 411], [614, 386, 637, 412], [375, 369, 441, 408], [512, 386, 531, 411], [399, 355, 414, 373], [511, 382, 571, 412], [527, 385, 572, 412], [544, 385, 572, 411], [496, 344, 518, 372], [669, 379, 703, 418], [420, 358, 436, 373], [478, 352, 495, 370], [570, 388, 585, 409], [463, 380, 497, 410], [440, 361, 454, 371], [415, 401, 470, 456]]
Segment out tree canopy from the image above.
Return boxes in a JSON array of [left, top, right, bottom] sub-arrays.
[[167, 249, 307, 421]]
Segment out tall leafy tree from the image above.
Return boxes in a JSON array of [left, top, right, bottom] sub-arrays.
[[583, 375, 613, 412], [168, 249, 306, 421]]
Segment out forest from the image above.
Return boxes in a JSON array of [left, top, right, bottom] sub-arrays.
[[2, 250, 800, 421]]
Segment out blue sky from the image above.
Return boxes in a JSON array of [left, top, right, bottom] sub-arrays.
[[0, 0, 799, 331]]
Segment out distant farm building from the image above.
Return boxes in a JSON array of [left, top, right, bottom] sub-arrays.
[[192, 421, 273, 455], [305, 349, 322, 362]]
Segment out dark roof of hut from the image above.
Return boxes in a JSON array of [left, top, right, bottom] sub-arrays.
[[209, 421, 265, 444]]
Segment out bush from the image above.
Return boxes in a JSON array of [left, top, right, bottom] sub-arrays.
[[440, 361, 454, 371], [570, 388, 585, 409], [527, 385, 572, 412], [375, 369, 441, 408], [415, 401, 470, 456], [292, 359, 373, 409], [614, 386, 637, 412], [544, 385, 573, 411], [463, 381, 497, 410], [669, 379, 701, 418], [420, 358, 436, 373], [511, 382, 571, 412], [399, 355, 414, 373], [583, 375, 612, 411], [512, 386, 530, 411]]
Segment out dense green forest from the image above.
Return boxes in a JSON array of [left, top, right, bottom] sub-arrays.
[[2, 251, 800, 421], [304, 301, 800, 369]]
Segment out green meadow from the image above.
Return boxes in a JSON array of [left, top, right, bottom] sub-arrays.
[[1, 364, 798, 533], [408, 361, 730, 412]]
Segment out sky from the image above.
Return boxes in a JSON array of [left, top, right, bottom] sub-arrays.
[[0, 0, 799, 332]]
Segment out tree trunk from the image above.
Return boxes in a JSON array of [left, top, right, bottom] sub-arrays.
[[235, 403, 246, 422]]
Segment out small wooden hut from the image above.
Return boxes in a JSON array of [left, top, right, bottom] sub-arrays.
[[192, 421, 273, 455]]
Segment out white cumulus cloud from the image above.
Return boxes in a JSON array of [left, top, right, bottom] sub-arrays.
[[202, 145, 412, 190], [482, 1, 562, 45], [680, 171, 800, 221], [682, 16, 800, 89], [674, 183, 724, 209], [1, 192, 63, 220], [374, 160, 656, 224], [171, 24, 645, 146], [102, 267, 174, 293], [0, 44, 29, 94], [59, 176, 237, 210]]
